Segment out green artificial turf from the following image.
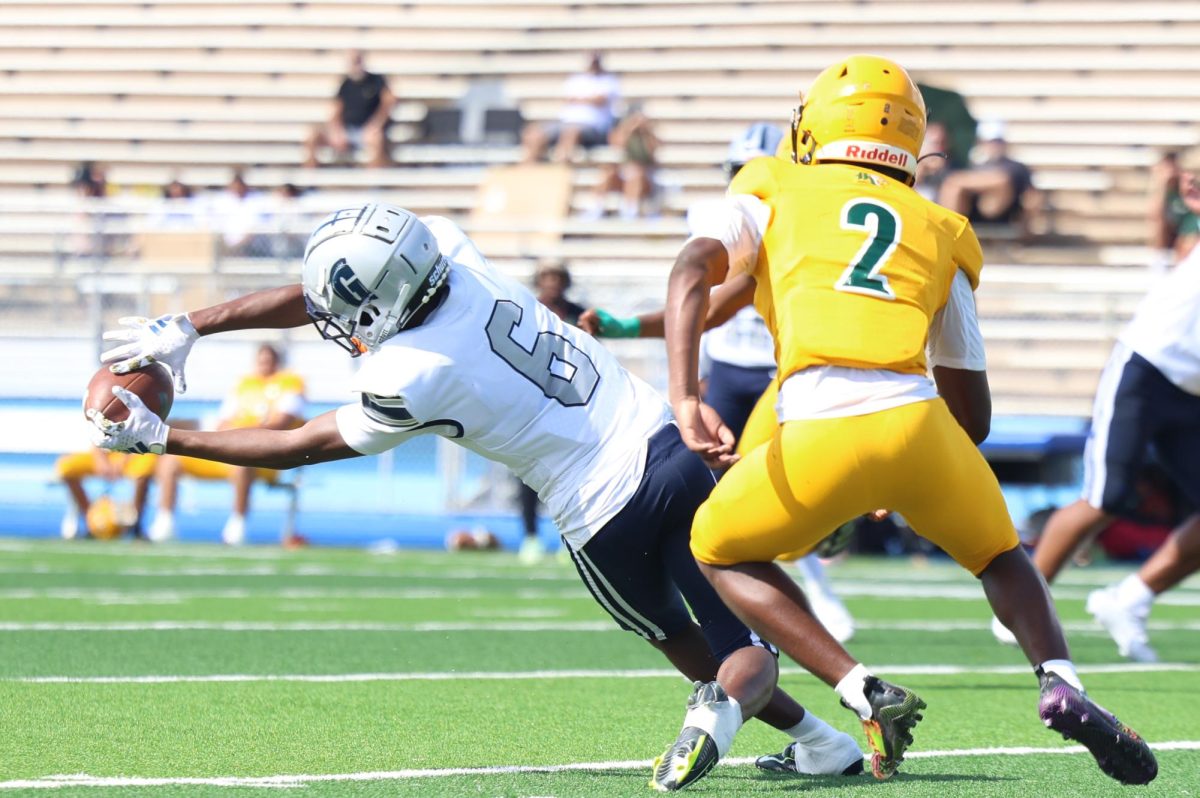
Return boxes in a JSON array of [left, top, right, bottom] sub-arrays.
[[1, 539, 1197, 797]]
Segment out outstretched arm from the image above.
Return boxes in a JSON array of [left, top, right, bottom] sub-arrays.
[[101, 285, 310, 391], [168, 411, 360, 470], [580, 272, 756, 338], [188, 284, 309, 336], [88, 388, 361, 469]]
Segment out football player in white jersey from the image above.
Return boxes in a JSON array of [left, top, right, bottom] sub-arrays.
[[994, 182, 1200, 662], [88, 204, 866, 787]]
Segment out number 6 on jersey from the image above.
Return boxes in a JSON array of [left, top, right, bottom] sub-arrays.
[[836, 198, 900, 300]]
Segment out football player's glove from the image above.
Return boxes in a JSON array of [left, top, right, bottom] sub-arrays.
[[87, 387, 169, 455], [101, 314, 198, 393]]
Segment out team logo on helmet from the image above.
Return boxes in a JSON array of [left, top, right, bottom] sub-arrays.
[[329, 259, 376, 305]]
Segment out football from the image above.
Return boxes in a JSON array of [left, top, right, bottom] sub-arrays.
[[84, 363, 174, 423]]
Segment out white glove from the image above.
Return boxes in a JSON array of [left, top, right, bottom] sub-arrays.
[[101, 314, 199, 393], [87, 387, 169, 455]]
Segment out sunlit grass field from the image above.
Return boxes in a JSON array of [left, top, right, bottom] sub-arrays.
[[2, 539, 1198, 797]]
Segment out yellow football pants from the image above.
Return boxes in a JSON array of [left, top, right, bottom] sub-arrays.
[[692, 397, 1019, 576], [57, 451, 157, 480], [736, 378, 779, 457], [174, 456, 278, 484]]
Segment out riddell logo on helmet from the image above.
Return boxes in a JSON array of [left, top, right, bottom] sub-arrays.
[[844, 145, 910, 168]]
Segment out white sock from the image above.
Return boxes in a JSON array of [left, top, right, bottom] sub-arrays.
[[835, 663, 873, 720], [794, 554, 832, 595], [1115, 574, 1155, 611], [785, 710, 838, 745], [683, 691, 743, 757], [1040, 659, 1085, 692]]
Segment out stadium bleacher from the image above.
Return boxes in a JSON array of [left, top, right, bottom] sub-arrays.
[[0, 0, 1198, 417]]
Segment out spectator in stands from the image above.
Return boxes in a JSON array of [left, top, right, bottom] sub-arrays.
[[514, 260, 587, 563], [267, 183, 308, 259], [938, 119, 1036, 233], [303, 50, 396, 169], [56, 447, 156, 540], [148, 344, 306, 546], [913, 121, 961, 202], [211, 169, 271, 257], [71, 162, 124, 259], [1148, 151, 1199, 268], [72, 161, 110, 199], [521, 51, 621, 164], [585, 104, 659, 219], [152, 177, 199, 229]]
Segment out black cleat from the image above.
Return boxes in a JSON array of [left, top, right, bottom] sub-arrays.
[[754, 739, 864, 776], [1038, 670, 1157, 785]]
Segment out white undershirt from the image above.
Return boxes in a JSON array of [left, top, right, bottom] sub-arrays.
[[687, 194, 987, 421]]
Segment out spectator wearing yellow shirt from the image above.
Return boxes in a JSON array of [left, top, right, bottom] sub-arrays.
[[56, 447, 156, 539], [148, 344, 305, 545]]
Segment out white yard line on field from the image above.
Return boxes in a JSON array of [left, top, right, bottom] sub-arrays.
[[2, 619, 1200, 634], [11, 661, 1199, 684], [0, 620, 616, 632], [1, 741, 1197, 790], [0, 587, 589, 601]]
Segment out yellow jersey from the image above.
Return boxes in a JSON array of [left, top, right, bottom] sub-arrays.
[[223, 370, 306, 429], [729, 159, 983, 379]]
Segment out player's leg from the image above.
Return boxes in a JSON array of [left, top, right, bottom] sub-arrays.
[[691, 416, 925, 780], [516, 481, 545, 563], [55, 452, 95, 539], [1086, 513, 1200, 663], [122, 454, 157, 539], [895, 398, 1156, 786], [1138, 513, 1200, 594], [1087, 394, 1200, 661], [149, 455, 183, 541], [637, 426, 860, 788], [222, 465, 254, 545], [1032, 500, 1113, 582], [993, 343, 1149, 643]]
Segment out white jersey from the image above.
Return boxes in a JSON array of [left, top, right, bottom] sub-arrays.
[[1120, 244, 1200, 396], [687, 194, 987, 420], [335, 217, 673, 548], [688, 198, 776, 371]]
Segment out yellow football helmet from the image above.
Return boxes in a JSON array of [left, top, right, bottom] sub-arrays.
[[86, 496, 125, 540], [788, 54, 927, 184]]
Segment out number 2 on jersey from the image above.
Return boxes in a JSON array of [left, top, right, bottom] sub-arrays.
[[835, 198, 900, 300], [485, 300, 600, 407]]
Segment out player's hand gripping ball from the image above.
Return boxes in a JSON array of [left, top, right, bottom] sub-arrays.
[[84, 364, 173, 454]]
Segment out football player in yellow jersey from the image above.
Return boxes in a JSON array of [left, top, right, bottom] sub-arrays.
[[655, 55, 1156, 789], [148, 343, 306, 545]]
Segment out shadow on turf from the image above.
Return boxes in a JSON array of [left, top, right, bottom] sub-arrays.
[[743, 771, 1016, 790]]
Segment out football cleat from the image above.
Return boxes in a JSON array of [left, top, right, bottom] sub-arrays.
[[754, 735, 864, 776], [650, 682, 725, 792], [1086, 586, 1158, 663], [844, 676, 926, 780], [518, 535, 546, 565], [1038, 670, 1157, 785]]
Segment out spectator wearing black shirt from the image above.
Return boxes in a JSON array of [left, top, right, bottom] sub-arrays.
[[303, 50, 396, 168], [938, 119, 1037, 233]]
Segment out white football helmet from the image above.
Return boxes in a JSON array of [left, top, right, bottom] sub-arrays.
[[301, 204, 450, 355], [724, 122, 784, 178]]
